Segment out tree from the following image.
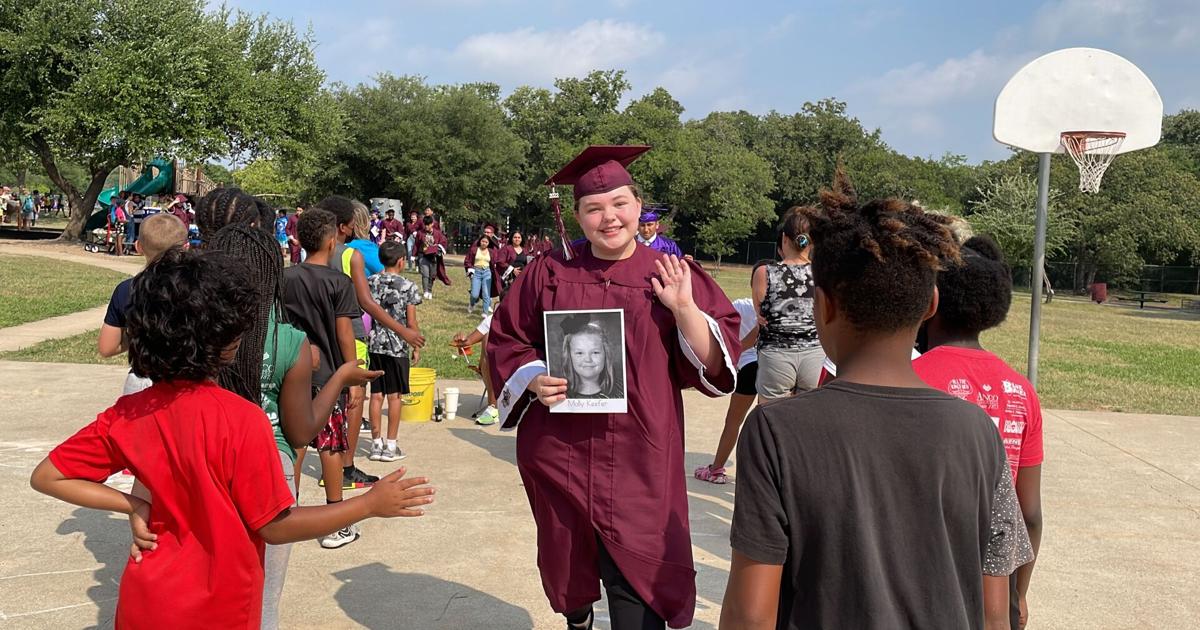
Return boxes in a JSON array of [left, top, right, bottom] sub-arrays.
[[234, 159, 301, 207], [967, 174, 1074, 270], [203, 163, 235, 187], [313, 75, 527, 226], [0, 0, 330, 239], [670, 118, 776, 268]]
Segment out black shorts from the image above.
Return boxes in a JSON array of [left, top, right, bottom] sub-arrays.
[[368, 352, 410, 396], [735, 361, 759, 396]]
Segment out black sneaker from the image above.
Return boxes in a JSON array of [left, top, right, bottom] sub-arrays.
[[345, 466, 379, 487]]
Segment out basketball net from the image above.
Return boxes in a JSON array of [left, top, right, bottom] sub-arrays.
[[1061, 131, 1125, 193]]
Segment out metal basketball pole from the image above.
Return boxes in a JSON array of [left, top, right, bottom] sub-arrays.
[[1027, 152, 1051, 386]]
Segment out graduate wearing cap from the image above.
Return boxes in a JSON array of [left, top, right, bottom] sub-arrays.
[[487, 146, 741, 629], [635, 207, 685, 258]]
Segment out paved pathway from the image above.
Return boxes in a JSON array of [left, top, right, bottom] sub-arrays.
[[0, 242, 139, 352], [0, 361, 1197, 628]]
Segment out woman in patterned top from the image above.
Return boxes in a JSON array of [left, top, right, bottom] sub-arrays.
[[752, 206, 825, 400]]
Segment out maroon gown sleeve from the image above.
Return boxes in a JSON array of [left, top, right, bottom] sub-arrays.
[[671, 260, 741, 396], [486, 254, 550, 429]]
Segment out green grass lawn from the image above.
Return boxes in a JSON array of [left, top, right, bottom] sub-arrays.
[[2, 261, 1197, 415], [0, 329, 126, 366], [0, 254, 129, 327]]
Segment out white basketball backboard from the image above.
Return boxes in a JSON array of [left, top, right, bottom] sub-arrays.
[[994, 48, 1162, 154]]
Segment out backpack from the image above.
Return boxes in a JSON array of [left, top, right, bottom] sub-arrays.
[[22, 196, 33, 212]]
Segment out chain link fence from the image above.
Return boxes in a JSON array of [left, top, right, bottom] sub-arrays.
[[1013, 262, 1200, 295]]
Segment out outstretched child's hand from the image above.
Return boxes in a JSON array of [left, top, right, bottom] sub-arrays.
[[128, 497, 156, 563], [335, 360, 384, 388], [651, 255, 694, 313], [365, 467, 435, 517], [528, 374, 568, 406], [451, 333, 469, 348]]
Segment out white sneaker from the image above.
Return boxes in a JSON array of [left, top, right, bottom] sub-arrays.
[[368, 441, 384, 461], [320, 524, 360, 549], [423, 292, 432, 300], [380, 445, 406, 462], [476, 405, 499, 426]]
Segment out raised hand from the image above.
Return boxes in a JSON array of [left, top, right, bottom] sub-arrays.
[[528, 374, 568, 406], [366, 467, 435, 517], [651, 255, 695, 313]]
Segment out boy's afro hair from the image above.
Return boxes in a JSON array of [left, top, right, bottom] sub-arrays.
[[801, 169, 961, 332], [126, 248, 257, 382], [935, 235, 1013, 334]]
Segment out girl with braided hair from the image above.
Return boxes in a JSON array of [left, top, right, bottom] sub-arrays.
[[722, 171, 1033, 630], [204, 224, 387, 628], [195, 187, 272, 245]]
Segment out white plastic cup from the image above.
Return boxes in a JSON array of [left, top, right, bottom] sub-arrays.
[[444, 387, 460, 420]]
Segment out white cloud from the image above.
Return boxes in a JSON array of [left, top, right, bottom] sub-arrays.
[[853, 49, 1031, 108], [451, 20, 665, 82], [1033, 0, 1200, 50]]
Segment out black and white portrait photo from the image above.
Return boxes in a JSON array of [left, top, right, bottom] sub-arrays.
[[543, 309, 627, 414]]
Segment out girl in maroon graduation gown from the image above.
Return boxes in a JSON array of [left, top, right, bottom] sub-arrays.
[[487, 145, 740, 630]]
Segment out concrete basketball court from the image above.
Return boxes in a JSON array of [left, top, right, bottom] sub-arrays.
[[1, 360, 1197, 629]]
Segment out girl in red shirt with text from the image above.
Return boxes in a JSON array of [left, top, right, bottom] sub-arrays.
[[31, 249, 434, 630], [912, 235, 1043, 630]]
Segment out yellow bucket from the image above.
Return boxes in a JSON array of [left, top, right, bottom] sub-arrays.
[[400, 367, 437, 423]]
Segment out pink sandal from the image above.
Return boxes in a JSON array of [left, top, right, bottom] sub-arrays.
[[694, 464, 729, 484]]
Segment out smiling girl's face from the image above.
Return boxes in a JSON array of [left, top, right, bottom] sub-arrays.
[[569, 332, 606, 382], [575, 185, 641, 259]]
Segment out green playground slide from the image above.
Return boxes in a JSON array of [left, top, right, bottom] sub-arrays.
[[87, 159, 175, 232]]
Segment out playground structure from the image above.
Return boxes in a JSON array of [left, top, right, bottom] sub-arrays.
[[80, 159, 218, 251]]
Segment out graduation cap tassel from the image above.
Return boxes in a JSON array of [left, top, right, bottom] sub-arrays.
[[549, 185, 573, 261]]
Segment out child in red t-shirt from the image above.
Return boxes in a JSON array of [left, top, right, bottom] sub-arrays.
[[912, 235, 1043, 630], [30, 249, 434, 630]]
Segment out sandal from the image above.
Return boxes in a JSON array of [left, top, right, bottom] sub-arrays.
[[694, 464, 728, 484]]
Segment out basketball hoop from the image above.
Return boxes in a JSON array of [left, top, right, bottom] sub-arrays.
[[1061, 131, 1126, 193]]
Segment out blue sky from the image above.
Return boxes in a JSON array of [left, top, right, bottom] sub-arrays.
[[223, 0, 1199, 163]]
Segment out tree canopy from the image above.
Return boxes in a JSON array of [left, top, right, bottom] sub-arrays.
[[0, 0, 331, 239]]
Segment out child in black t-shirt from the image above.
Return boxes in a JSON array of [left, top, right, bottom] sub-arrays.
[[281, 209, 364, 550], [721, 172, 1033, 630]]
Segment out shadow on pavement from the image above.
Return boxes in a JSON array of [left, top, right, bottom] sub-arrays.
[[332, 562, 533, 629], [56, 507, 128, 629], [448, 427, 517, 466]]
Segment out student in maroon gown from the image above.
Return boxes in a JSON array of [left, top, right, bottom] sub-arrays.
[[487, 145, 741, 630]]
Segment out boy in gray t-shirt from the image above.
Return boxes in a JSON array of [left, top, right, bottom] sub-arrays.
[[366, 241, 423, 462]]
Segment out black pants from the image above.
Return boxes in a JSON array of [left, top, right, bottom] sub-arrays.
[[567, 539, 665, 630], [417, 256, 435, 293]]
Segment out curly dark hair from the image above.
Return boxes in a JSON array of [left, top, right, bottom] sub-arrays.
[[126, 248, 256, 382], [801, 169, 961, 332], [209, 224, 287, 404], [297, 208, 337, 254], [314, 195, 357, 229], [196, 187, 273, 244], [935, 235, 1012, 334]]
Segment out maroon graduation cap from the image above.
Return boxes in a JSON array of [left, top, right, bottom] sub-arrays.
[[545, 145, 651, 201], [545, 145, 651, 260]]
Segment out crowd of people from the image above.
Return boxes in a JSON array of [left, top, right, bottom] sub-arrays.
[[29, 144, 1044, 630], [0, 186, 66, 230]]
